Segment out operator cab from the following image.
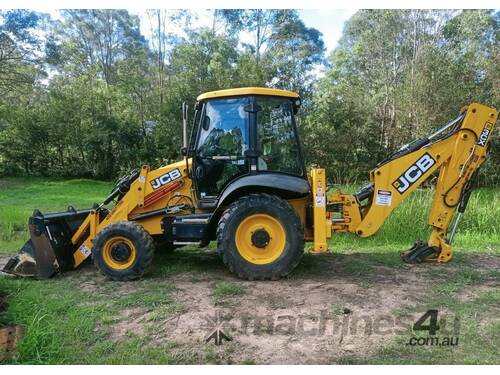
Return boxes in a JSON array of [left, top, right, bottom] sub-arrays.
[[187, 87, 306, 208]]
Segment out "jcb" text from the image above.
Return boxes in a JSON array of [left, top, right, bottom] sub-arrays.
[[392, 153, 435, 194], [151, 168, 182, 189]]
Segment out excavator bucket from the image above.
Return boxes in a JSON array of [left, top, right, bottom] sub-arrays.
[[2, 208, 94, 278]]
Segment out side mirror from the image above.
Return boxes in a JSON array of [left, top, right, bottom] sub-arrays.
[[180, 147, 188, 157], [202, 116, 210, 131], [182, 102, 188, 149]]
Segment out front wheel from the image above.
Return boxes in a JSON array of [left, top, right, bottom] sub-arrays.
[[217, 193, 304, 280], [92, 221, 154, 281]]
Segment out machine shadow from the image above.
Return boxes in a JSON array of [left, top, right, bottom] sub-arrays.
[[147, 246, 449, 283]]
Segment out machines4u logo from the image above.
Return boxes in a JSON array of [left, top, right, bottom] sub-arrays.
[[392, 153, 435, 194], [150, 168, 182, 189]]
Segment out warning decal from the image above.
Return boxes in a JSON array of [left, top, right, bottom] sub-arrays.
[[375, 190, 392, 206], [78, 244, 91, 258], [315, 183, 326, 208]]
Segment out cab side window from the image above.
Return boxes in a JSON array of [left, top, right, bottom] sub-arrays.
[[256, 97, 303, 176], [195, 97, 250, 197]]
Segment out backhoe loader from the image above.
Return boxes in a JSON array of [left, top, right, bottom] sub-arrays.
[[3, 87, 498, 280]]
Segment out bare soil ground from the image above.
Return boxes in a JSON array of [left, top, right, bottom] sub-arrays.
[[1, 250, 499, 364]]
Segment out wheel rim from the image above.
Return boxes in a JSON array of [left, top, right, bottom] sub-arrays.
[[235, 214, 286, 265], [102, 236, 137, 270]]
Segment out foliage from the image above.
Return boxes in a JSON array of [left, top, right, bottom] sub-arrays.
[[302, 10, 499, 185], [0, 9, 498, 185]]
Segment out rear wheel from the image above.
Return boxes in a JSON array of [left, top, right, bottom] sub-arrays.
[[217, 193, 304, 280], [92, 221, 154, 281]]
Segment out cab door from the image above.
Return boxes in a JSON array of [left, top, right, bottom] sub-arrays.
[[193, 97, 251, 203]]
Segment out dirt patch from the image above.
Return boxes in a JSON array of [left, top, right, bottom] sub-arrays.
[[456, 281, 499, 303], [464, 254, 500, 272], [2, 249, 499, 364], [151, 253, 498, 364], [111, 253, 440, 364], [109, 307, 148, 341]]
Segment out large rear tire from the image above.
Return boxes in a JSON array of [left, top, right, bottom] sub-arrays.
[[217, 193, 304, 280], [92, 221, 154, 281]]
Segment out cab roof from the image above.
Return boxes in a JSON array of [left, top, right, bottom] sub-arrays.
[[196, 87, 300, 101]]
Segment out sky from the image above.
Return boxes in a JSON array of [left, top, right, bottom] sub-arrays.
[[298, 9, 357, 52], [47, 9, 356, 55]]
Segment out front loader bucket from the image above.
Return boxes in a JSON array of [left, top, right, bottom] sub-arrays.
[[2, 207, 94, 278]]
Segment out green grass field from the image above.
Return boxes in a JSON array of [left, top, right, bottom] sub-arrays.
[[0, 178, 112, 253], [1, 177, 498, 254], [0, 177, 499, 364]]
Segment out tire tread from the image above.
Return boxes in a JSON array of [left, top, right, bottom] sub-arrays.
[[216, 193, 304, 280]]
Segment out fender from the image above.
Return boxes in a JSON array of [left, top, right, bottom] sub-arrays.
[[216, 173, 310, 211]]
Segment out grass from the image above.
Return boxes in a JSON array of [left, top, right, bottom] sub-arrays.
[[211, 281, 244, 306], [0, 177, 499, 364], [0, 270, 194, 364], [359, 267, 500, 364], [0, 177, 112, 253], [1, 177, 498, 255]]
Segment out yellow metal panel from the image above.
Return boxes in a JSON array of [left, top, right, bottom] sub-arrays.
[[70, 213, 92, 245], [71, 211, 98, 266], [196, 87, 300, 101], [139, 216, 163, 234], [287, 197, 307, 228], [135, 165, 149, 207], [73, 238, 93, 267], [310, 168, 328, 253]]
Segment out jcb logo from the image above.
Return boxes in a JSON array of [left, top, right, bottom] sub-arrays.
[[477, 123, 492, 147], [151, 168, 182, 189], [392, 153, 435, 194]]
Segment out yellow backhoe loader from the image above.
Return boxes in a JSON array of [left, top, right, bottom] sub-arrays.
[[3, 87, 498, 280]]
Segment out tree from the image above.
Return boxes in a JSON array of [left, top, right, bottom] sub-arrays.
[[0, 9, 497, 185], [0, 10, 43, 96], [303, 10, 499, 184]]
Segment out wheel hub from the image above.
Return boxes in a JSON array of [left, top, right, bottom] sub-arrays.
[[251, 229, 271, 248], [110, 243, 132, 262], [235, 213, 286, 265]]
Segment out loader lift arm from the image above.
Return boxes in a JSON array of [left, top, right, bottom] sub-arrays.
[[312, 102, 498, 263]]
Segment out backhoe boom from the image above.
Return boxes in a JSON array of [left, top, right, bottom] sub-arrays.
[[312, 103, 498, 263]]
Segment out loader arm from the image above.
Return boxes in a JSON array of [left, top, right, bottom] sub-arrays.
[[3, 160, 194, 278], [312, 102, 498, 262]]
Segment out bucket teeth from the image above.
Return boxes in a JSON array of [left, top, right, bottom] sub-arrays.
[[401, 241, 439, 264], [2, 240, 39, 277], [2, 207, 92, 279]]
